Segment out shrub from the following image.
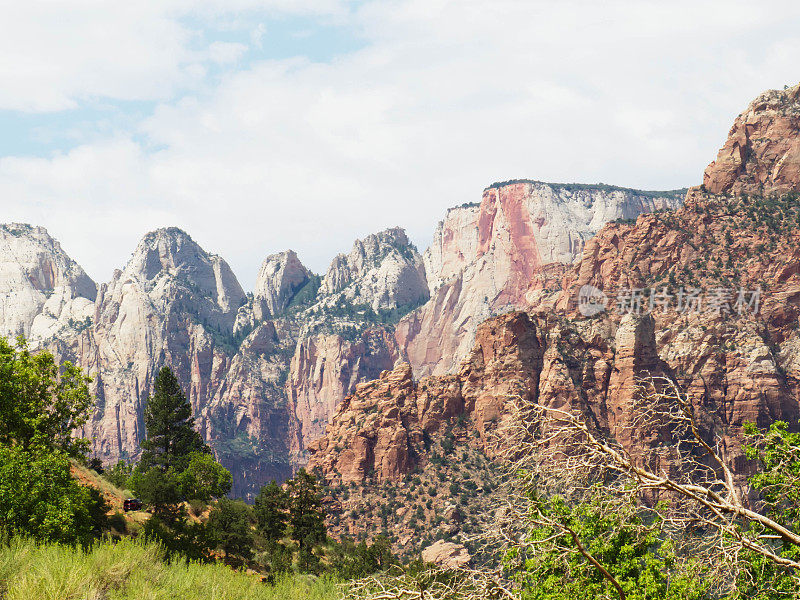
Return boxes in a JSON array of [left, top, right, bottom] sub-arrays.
[[0, 445, 108, 545], [108, 511, 127, 534], [207, 499, 254, 564], [106, 460, 133, 489]]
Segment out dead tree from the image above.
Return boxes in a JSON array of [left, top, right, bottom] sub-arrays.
[[496, 375, 800, 595]]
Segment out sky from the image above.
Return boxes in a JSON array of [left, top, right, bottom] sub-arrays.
[[2, 0, 799, 289]]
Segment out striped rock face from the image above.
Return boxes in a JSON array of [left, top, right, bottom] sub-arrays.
[[396, 181, 682, 377]]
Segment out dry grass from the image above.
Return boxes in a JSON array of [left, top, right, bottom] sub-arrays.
[[69, 461, 150, 530]]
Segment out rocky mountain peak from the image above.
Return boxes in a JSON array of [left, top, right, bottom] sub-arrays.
[[704, 82, 800, 196], [0, 223, 96, 340], [319, 227, 429, 312], [0, 223, 97, 297], [128, 227, 208, 280], [252, 250, 311, 319], [398, 182, 683, 377], [123, 227, 245, 319]]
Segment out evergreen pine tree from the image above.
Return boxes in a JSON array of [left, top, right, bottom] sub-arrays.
[[140, 366, 208, 472], [287, 469, 326, 572], [254, 480, 288, 543]]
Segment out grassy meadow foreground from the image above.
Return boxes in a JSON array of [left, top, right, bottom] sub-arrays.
[[0, 537, 339, 600]]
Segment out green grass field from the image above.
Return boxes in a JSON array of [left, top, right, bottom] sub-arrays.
[[0, 537, 342, 600]]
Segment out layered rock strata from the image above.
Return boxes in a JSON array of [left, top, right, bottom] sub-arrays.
[[396, 182, 683, 376]]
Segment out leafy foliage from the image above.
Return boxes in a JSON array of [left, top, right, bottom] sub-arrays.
[[512, 491, 707, 600], [129, 366, 233, 561], [0, 337, 107, 545], [739, 420, 800, 597], [129, 466, 184, 524], [106, 460, 133, 489], [254, 480, 289, 543], [0, 444, 108, 545], [328, 535, 396, 580], [0, 337, 92, 457], [133, 366, 230, 518], [207, 499, 255, 564], [142, 515, 213, 563], [288, 469, 327, 572], [180, 452, 233, 502]]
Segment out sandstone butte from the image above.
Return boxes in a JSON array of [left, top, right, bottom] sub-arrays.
[[308, 81, 800, 521]]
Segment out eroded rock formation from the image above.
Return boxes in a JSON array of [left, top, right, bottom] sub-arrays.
[[0, 223, 96, 341], [396, 182, 683, 376], [253, 250, 310, 320], [0, 223, 429, 496], [704, 82, 800, 196], [308, 82, 800, 545]]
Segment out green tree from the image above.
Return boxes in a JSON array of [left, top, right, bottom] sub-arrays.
[[142, 515, 213, 563], [256, 542, 293, 576], [179, 452, 232, 502], [140, 366, 208, 472], [128, 466, 184, 525], [0, 445, 108, 545], [287, 469, 326, 572], [739, 421, 800, 597], [0, 337, 107, 545], [105, 460, 133, 489], [254, 480, 288, 543], [0, 337, 91, 456], [208, 498, 254, 564], [328, 535, 395, 580], [512, 491, 708, 600], [131, 367, 235, 562]]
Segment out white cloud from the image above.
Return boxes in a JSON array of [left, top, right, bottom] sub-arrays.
[[2, 0, 800, 288], [0, 0, 350, 112], [206, 42, 248, 65]]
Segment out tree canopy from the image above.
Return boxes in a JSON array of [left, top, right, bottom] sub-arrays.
[[0, 337, 106, 545], [288, 468, 326, 572], [208, 498, 254, 564], [0, 337, 91, 456], [254, 480, 288, 543]]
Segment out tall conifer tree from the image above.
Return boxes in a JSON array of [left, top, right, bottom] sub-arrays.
[[287, 469, 326, 572], [140, 366, 208, 472]]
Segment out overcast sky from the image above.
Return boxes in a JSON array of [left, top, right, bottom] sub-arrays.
[[1, 0, 799, 289]]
